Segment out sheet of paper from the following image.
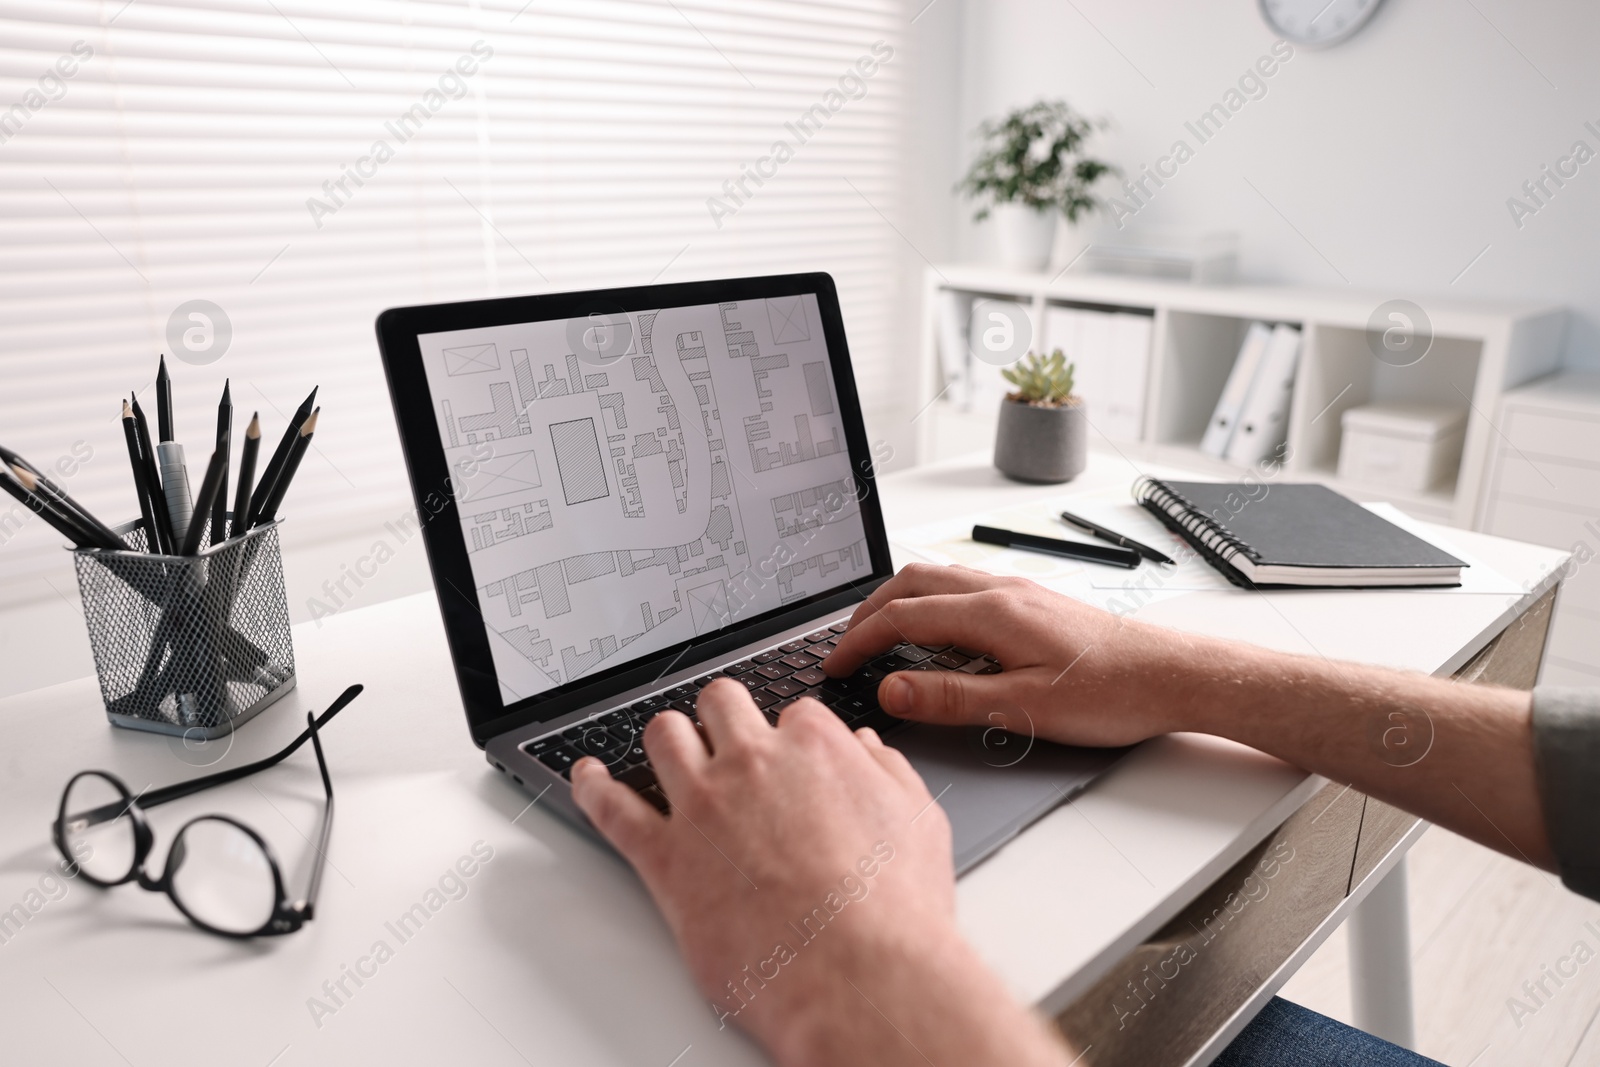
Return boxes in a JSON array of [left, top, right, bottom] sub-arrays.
[[890, 486, 1222, 615], [1362, 502, 1521, 595], [891, 490, 1521, 612]]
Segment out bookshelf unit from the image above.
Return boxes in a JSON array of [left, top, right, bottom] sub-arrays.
[[918, 265, 1567, 527]]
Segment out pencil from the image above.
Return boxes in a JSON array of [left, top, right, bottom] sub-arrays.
[[210, 380, 231, 547], [181, 449, 227, 556], [8, 465, 124, 550], [121, 401, 159, 550], [131, 393, 175, 554], [252, 408, 317, 526], [248, 385, 317, 526], [0, 465, 88, 547], [229, 413, 260, 540], [156, 354, 174, 442], [0, 443, 107, 542]]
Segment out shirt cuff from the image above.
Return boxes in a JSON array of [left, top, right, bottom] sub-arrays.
[[1532, 686, 1600, 903]]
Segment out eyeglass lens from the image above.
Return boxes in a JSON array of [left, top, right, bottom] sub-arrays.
[[61, 773, 137, 884], [167, 817, 279, 935]]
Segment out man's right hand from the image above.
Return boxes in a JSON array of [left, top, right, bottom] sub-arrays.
[[828, 562, 1556, 875], [825, 562, 1200, 749]]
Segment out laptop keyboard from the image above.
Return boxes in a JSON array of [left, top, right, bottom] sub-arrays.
[[520, 619, 1001, 813]]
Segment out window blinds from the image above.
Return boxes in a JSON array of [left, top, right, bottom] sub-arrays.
[[0, 0, 908, 606]]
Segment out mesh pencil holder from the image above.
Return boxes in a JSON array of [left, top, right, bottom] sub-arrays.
[[71, 515, 297, 738]]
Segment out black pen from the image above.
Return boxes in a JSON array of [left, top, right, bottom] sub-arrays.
[[972, 524, 1140, 568], [1058, 508, 1175, 566]]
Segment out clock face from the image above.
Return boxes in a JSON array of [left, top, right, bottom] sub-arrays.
[[1259, 0, 1385, 47]]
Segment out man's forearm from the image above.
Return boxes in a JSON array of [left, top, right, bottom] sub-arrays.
[[763, 918, 1072, 1067], [1172, 639, 1553, 869]]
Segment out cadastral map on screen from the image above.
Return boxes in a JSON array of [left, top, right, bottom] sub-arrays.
[[418, 295, 872, 704]]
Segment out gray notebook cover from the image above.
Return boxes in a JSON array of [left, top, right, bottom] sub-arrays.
[[1161, 481, 1466, 571]]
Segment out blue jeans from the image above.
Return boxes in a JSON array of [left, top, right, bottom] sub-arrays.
[[1213, 998, 1445, 1066]]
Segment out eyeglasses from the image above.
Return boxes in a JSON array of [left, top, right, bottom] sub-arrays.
[[53, 684, 362, 939]]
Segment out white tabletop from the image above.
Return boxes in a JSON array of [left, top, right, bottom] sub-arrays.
[[0, 450, 1569, 1066]]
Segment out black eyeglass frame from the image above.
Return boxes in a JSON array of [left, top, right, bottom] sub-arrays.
[[52, 684, 361, 939]]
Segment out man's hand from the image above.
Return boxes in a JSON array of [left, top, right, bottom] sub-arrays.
[[831, 561, 1554, 875], [826, 562, 1195, 748], [571, 679, 1070, 1066]]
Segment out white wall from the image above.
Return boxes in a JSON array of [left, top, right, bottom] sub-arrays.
[[943, 0, 1600, 368]]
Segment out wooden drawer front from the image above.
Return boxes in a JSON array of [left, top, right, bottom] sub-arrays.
[[1482, 496, 1600, 612], [1504, 407, 1600, 459], [1490, 451, 1600, 510], [1549, 603, 1600, 672]]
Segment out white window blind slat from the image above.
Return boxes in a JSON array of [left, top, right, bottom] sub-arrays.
[[0, 0, 908, 607]]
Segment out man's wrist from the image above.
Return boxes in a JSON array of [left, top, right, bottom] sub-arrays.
[[752, 908, 962, 1062], [1108, 621, 1273, 740], [756, 911, 1069, 1066]]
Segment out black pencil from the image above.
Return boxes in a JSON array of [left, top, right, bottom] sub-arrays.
[[120, 401, 159, 550], [0, 443, 106, 541], [210, 380, 231, 547], [253, 408, 317, 526], [0, 465, 90, 547], [181, 449, 227, 556], [248, 385, 317, 526], [230, 413, 259, 540], [12, 464, 127, 549], [156, 354, 174, 442], [7, 465, 124, 550], [130, 393, 175, 554]]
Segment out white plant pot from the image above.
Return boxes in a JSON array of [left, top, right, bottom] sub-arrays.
[[991, 203, 1057, 272]]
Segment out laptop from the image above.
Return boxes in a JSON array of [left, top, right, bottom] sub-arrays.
[[375, 273, 1125, 873]]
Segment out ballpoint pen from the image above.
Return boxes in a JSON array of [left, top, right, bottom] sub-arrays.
[[1058, 508, 1175, 566], [972, 524, 1141, 568]]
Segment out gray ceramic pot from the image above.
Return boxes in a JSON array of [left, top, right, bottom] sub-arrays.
[[993, 397, 1087, 483]]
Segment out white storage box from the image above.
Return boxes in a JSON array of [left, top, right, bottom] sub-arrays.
[[1337, 403, 1467, 492]]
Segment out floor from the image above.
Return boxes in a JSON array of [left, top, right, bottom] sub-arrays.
[[1281, 825, 1600, 1066]]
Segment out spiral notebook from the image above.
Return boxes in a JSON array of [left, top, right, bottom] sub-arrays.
[[1134, 477, 1466, 588]]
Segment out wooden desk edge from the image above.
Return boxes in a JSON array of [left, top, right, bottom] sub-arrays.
[[1182, 814, 1432, 1067]]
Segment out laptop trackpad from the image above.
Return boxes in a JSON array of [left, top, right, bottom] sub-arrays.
[[891, 724, 1129, 874]]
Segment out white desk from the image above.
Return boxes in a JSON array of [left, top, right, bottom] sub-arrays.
[[0, 450, 1568, 1067]]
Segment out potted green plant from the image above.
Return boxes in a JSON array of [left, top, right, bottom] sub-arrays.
[[958, 100, 1114, 272], [994, 349, 1086, 483]]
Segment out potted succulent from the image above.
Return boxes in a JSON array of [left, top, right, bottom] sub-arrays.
[[994, 349, 1086, 483], [958, 100, 1114, 272]]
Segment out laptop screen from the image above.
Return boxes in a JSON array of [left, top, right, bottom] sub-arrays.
[[415, 294, 874, 706]]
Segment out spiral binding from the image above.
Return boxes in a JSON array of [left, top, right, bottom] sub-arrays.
[[1130, 476, 1260, 568]]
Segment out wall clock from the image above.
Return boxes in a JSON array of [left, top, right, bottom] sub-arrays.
[[1259, 0, 1386, 48]]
